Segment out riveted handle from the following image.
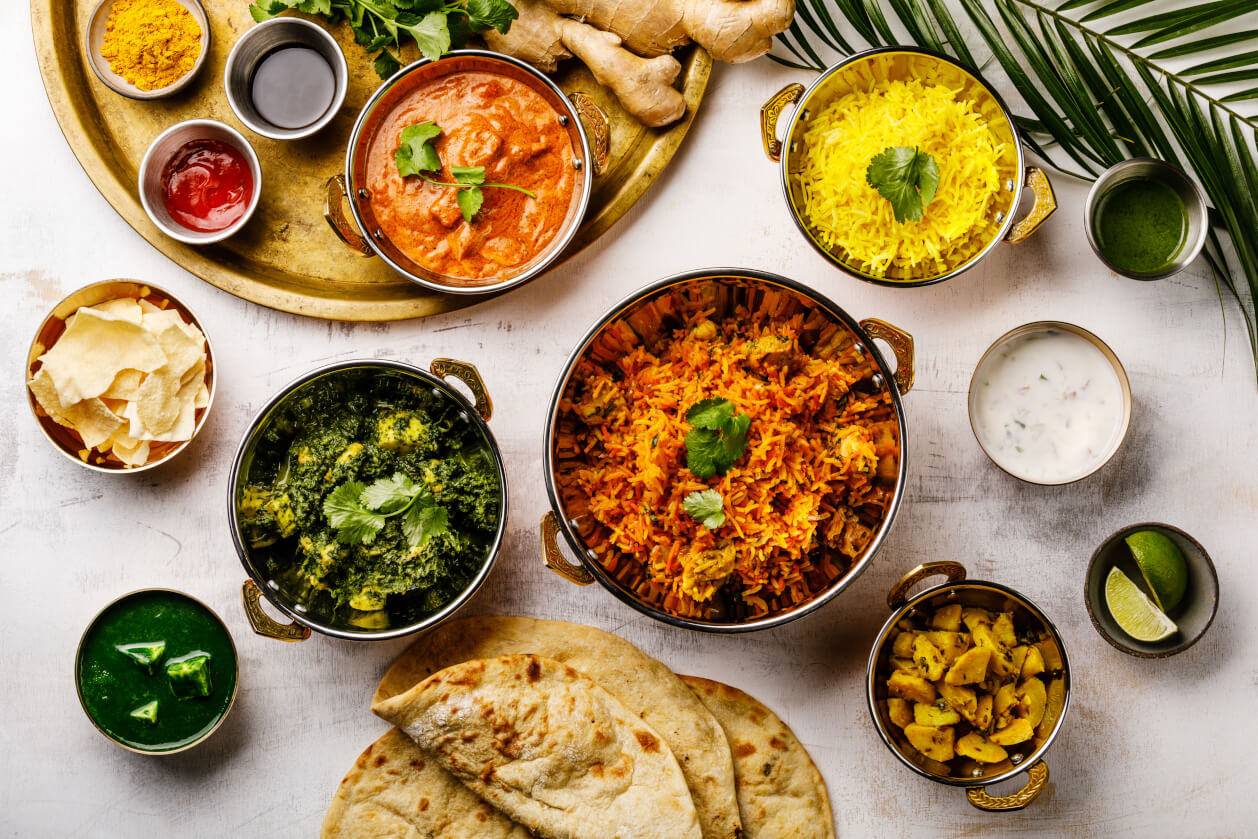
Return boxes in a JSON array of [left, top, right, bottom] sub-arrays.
[[760, 82, 804, 162], [430, 358, 493, 421], [241, 579, 310, 642], [859, 318, 915, 395], [569, 93, 610, 177], [324, 174, 374, 256], [1005, 167, 1057, 244], [966, 760, 1049, 811], [541, 512, 594, 586], [887, 561, 967, 610]]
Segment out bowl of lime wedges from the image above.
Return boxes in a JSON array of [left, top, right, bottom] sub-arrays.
[[1085, 523, 1218, 658]]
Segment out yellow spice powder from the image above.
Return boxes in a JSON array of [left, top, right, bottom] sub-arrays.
[[99, 0, 202, 91]]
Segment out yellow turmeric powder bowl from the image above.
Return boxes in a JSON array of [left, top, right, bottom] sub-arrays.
[[86, 0, 210, 100]]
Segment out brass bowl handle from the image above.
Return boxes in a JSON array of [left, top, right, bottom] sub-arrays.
[[323, 174, 374, 256], [541, 511, 594, 586], [569, 93, 610, 177], [241, 579, 311, 642], [966, 760, 1049, 811], [430, 358, 493, 421], [859, 318, 915, 395], [887, 561, 967, 610], [760, 83, 804, 162], [1005, 167, 1057, 244]]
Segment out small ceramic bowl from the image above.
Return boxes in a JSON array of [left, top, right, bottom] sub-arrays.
[[1084, 158, 1209, 281], [1085, 522, 1219, 657], [85, 0, 210, 100], [138, 119, 262, 245], [224, 16, 349, 140], [25, 279, 217, 473]]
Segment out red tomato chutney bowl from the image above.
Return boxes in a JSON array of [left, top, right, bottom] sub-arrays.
[[138, 119, 262, 245]]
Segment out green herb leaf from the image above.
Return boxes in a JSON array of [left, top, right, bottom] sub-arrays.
[[452, 165, 486, 185], [373, 49, 402, 80], [465, 0, 518, 33], [456, 187, 485, 222], [403, 503, 449, 550], [865, 146, 941, 223], [686, 398, 736, 430], [323, 482, 386, 545], [360, 472, 421, 513], [395, 122, 442, 177], [682, 489, 726, 529], [683, 401, 752, 478], [402, 10, 452, 61]]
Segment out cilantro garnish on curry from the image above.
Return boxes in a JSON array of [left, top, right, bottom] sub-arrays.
[[237, 372, 501, 626]]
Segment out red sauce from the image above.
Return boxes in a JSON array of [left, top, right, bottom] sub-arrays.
[[365, 72, 576, 281], [161, 139, 253, 233]]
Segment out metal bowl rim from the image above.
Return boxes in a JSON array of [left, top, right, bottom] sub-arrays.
[[776, 46, 1028, 288], [226, 357, 509, 641], [864, 576, 1072, 788], [966, 320, 1133, 486], [74, 586, 240, 755], [342, 49, 593, 296], [542, 266, 909, 632]]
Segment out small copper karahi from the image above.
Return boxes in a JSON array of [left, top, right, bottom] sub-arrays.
[[24, 279, 217, 474], [867, 562, 1071, 811]]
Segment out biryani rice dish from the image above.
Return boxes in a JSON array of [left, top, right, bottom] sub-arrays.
[[554, 284, 901, 620], [797, 77, 1008, 279]]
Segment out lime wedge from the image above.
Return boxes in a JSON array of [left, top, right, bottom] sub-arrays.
[[1104, 567, 1178, 642], [1124, 530, 1188, 612]]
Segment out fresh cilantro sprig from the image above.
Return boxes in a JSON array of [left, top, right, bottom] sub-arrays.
[[683, 398, 751, 478], [394, 121, 537, 223], [683, 489, 726, 530], [323, 472, 449, 551], [247, 0, 518, 79], [866, 146, 941, 224]]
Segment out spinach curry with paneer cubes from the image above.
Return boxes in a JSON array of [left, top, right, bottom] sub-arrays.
[[238, 371, 501, 628]]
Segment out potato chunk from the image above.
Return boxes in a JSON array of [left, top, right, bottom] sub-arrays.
[[904, 724, 956, 762], [1021, 645, 1046, 680], [975, 694, 993, 731], [956, 732, 1008, 763], [944, 647, 991, 685], [913, 636, 947, 681], [962, 608, 994, 633], [991, 718, 1034, 746], [925, 631, 970, 664], [1017, 678, 1048, 728], [1036, 639, 1064, 672], [887, 697, 913, 729], [914, 702, 961, 726], [938, 682, 977, 722], [929, 603, 962, 631], [888, 671, 937, 704], [994, 683, 1018, 729], [892, 631, 915, 658], [993, 612, 1017, 649]]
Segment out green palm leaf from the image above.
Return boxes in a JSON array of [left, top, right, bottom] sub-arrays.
[[775, 0, 1258, 384]]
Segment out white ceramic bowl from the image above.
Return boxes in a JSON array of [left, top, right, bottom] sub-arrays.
[[85, 0, 210, 100]]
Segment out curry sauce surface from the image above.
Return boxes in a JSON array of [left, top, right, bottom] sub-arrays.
[[366, 72, 576, 280]]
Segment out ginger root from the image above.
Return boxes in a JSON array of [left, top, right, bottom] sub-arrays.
[[486, 0, 685, 126]]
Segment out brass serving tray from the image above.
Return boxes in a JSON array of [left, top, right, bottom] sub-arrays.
[[31, 1, 711, 321]]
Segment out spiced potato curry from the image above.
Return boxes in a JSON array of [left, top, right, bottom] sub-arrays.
[[365, 71, 577, 281]]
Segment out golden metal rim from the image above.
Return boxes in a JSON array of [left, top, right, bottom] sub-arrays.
[[73, 587, 240, 756], [24, 279, 218, 474], [31, 0, 712, 321]]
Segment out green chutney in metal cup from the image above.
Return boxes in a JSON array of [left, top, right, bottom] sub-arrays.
[[1093, 178, 1188, 275], [75, 590, 238, 754]]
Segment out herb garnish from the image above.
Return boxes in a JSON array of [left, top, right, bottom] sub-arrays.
[[866, 146, 941, 223], [683, 398, 751, 478], [324, 472, 449, 551], [683, 489, 726, 530], [247, 0, 518, 80], [394, 121, 537, 223]]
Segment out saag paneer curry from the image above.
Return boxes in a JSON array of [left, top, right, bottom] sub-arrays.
[[237, 371, 501, 628]]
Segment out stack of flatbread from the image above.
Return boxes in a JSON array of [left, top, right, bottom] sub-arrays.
[[322, 617, 835, 839]]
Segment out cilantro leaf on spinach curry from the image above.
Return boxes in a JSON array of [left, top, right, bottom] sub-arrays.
[[238, 372, 500, 622]]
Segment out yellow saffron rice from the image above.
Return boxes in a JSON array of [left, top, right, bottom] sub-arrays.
[[798, 78, 1006, 278], [555, 287, 900, 620]]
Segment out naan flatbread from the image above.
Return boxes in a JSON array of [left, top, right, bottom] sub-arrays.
[[682, 677, 835, 839], [372, 616, 742, 839], [375, 656, 701, 839]]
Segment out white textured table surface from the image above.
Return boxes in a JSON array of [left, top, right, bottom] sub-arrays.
[[4, 3, 1257, 836]]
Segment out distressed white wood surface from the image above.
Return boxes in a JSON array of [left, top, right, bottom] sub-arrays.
[[3, 3, 1257, 835]]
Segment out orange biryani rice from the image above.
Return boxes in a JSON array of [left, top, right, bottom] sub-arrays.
[[555, 286, 900, 620]]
